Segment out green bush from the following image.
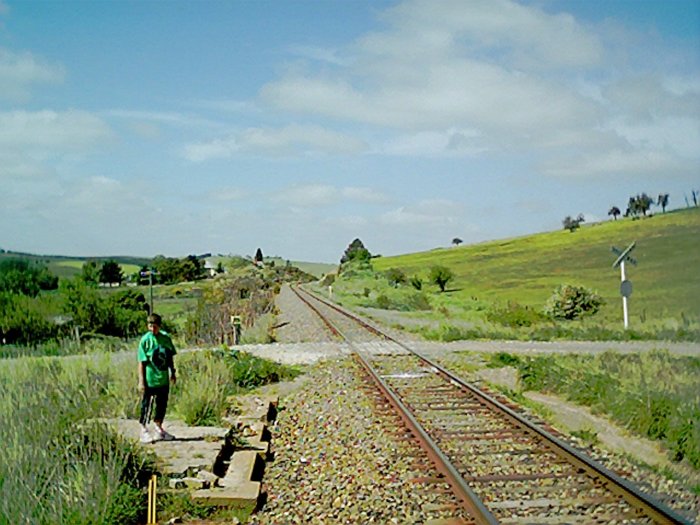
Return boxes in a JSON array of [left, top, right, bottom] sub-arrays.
[[424, 323, 481, 342], [407, 292, 431, 311], [487, 301, 546, 327], [0, 258, 58, 296], [173, 349, 301, 425], [0, 292, 58, 344], [488, 352, 522, 368], [375, 294, 391, 309], [373, 291, 430, 311], [384, 268, 407, 287], [543, 284, 603, 320]]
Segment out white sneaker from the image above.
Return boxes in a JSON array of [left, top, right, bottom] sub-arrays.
[[140, 428, 154, 444], [154, 428, 175, 441]]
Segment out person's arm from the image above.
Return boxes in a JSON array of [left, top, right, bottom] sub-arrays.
[[138, 361, 146, 391], [137, 336, 147, 391], [168, 354, 177, 385]]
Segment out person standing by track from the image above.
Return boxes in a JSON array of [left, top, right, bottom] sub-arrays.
[[137, 313, 177, 443]]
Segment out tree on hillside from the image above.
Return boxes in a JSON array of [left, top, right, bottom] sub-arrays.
[[657, 193, 669, 213], [254, 248, 264, 265], [100, 260, 123, 285], [626, 193, 653, 218], [452, 238, 463, 246], [608, 206, 621, 221], [562, 214, 585, 232], [429, 265, 454, 292], [81, 260, 101, 285], [385, 268, 407, 287], [182, 255, 204, 281], [340, 238, 371, 265], [99, 260, 123, 286]]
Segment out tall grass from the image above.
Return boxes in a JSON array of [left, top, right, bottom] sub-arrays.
[[0, 348, 302, 523], [0, 357, 154, 525], [503, 349, 700, 469], [174, 348, 302, 425]]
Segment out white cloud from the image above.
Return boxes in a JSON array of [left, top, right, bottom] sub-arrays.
[[603, 75, 700, 122], [208, 187, 248, 202], [272, 184, 338, 207], [257, 0, 698, 180], [383, 128, 485, 157], [381, 198, 461, 226], [260, 1, 603, 147], [184, 124, 368, 161], [288, 45, 349, 66], [341, 186, 387, 203], [190, 99, 255, 113], [331, 215, 369, 228], [0, 110, 112, 150], [106, 109, 222, 129], [0, 110, 113, 184], [0, 48, 65, 101], [541, 148, 692, 179], [366, 0, 602, 69], [271, 183, 388, 208]]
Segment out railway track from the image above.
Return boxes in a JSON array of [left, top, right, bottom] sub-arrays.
[[290, 285, 693, 525]]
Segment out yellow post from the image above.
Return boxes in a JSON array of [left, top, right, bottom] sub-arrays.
[[147, 474, 157, 524]]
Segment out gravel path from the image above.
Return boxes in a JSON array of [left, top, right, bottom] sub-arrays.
[[274, 285, 338, 344]]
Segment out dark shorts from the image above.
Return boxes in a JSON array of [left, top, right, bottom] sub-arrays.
[[139, 384, 170, 425]]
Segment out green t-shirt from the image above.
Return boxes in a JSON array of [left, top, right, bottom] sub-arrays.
[[138, 331, 176, 388]]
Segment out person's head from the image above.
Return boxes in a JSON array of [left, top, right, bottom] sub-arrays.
[[147, 313, 162, 334]]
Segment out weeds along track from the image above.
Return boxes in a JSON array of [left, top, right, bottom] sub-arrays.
[[290, 285, 692, 525]]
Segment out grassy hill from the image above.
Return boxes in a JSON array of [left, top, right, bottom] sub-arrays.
[[355, 207, 700, 339]]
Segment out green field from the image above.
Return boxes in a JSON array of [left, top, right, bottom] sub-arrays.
[[0, 252, 150, 280], [49, 260, 141, 279], [353, 207, 700, 339]]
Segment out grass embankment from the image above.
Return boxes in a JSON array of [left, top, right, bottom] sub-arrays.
[[330, 208, 699, 341], [473, 350, 700, 477], [0, 349, 301, 524]]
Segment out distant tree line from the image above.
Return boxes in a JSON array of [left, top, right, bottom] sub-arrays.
[[0, 258, 151, 346], [139, 255, 207, 285], [564, 190, 695, 233]]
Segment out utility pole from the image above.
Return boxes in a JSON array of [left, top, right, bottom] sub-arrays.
[[140, 268, 159, 314], [611, 242, 637, 329]]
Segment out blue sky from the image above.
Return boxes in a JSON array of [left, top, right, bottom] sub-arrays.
[[1, 0, 698, 263]]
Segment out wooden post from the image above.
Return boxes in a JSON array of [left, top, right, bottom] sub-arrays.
[[147, 474, 157, 524]]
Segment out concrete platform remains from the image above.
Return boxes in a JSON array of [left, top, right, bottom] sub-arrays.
[[105, 393, 278, 511]]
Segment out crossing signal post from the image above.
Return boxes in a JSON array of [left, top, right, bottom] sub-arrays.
[[611, 242, 637, 330], [140, 268, 159, 314]]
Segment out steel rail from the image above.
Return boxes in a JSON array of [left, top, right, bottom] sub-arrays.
[[291, 285, 498, 524], [292, 284, 693, 525]]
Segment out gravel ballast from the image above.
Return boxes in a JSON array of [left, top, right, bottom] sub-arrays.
[[249, 358, 470, 525], [242, 285, 700, 523]]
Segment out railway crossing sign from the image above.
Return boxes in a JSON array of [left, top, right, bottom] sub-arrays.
[[610, 242, 637, 329], [611, 242, 637, 268]]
